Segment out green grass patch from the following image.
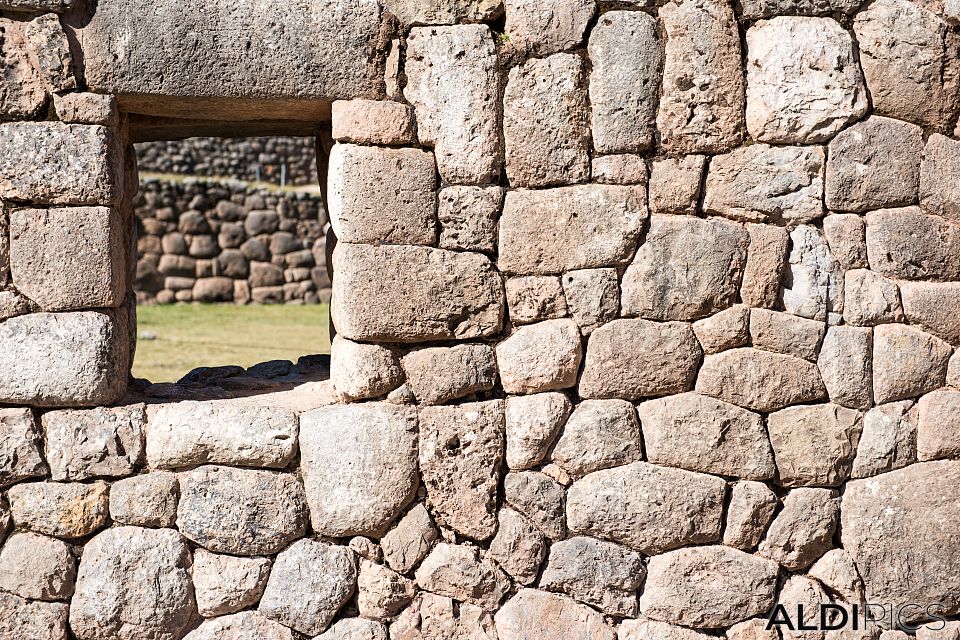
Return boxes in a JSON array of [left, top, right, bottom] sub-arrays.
[[133, 303, 330, 383]]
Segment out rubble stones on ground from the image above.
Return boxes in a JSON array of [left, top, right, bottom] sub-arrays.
[[0, 532, 76, 601], [414, 543, 509, 611], [496, 319, 582, 394], [551, 399, 642, 477], [381, 504, 439, 575], [723, 480, 778, 551], [330, 336, 404, 401], [697, 348, 827, 412], [505, 392, 571, 470], [872, 324, 952, 404], [758, 488, 839, 570], [193, 550, 271, 617], [767, 403, 863, 487], [402, 344, 497, 404], [7, 481, 108, 539], [108, 471, 179, 528], [0, 408, 47, 487]]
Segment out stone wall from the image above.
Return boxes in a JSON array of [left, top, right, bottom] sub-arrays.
[[134, 179, 331, 305], [1, 0, 960, 639]]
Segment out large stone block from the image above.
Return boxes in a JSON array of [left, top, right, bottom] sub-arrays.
[[703, 144, 825, 225], [331, 243, 504, 343], [300, 404, 418, 537], [0, 123, 121, 206], [621, 215, 748, 321], [873, 324, 952, 403], [696, 348, 827, 412], [497, 185, 647, 275], [383, 0, 501, 24], [657, 0, 745, 153], [0, 310, 129, 408], [7, 481, 109, 539], [495, 589, 615, 640], [843, 269, 904, 326], [327, 144, 437, 245], [566, 462, 726, 554], [503, 53, 590, 188], [438, 185, 502, 253], [741, 224, 789, 308], [503, 0, 594, 58], [0, 531, 76, 601], [921, 134, 960, 222], [739, 0, 861, 18], [842, 461, 960, 622], [331, 99, 416, 146], [0, 17, 50, 119], [0, 593, 68, 640], [551, 399, 642, 477], [866, 208, 960, 281], [415, 542, 509, 610], [768, 403, 863, 487], [917, 390, 960, 461], [43, 404, 144, 481], [184, 612, 294, 640], [496, 319, 582, 394], [68, 0, 385, 118], [746, 17, 867, 143], [901, 282, 960, 344], [402, 343, 497, 404], [851, 401, 917, 479], [588, 11, 661, 154], [404, 25, 500, 184]]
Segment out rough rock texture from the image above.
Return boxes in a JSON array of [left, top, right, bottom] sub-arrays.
[[495, 589, 616, 640], [331, 99, 416, 146], [193, 550, 271, 617], [917, 390, 960, 461], [402, 344, 497, 404], [540, 536, 646, 616], [69, 527, 195, 640], [551, 399, 642, 477], [921, 134, 960, 221], [639, 546, 779, 629], [176, 466, 308, 555], [109, 472, 179, 528], [589, 11, 661, 154], [438, 185, 502, 253], [851, 401, 918, 478], [566, 462, 726, 554], [843, 269, 904, 326], [358, 559, 416, 619], [7, 481, 109, 539], [622, 215, 748, 321], [824, 214, 868, 270], [782, 225, 844, 322], [383, 0, 501, 25], [505, 276, 567, 325], [580, 319, 702, 400], [657, 0, 745, 153], [693, 306, 750, 354], [503, 0, 595, 58], [504, 471, 567, 541], [637, 393, 775, 480], [0, 532, 76, 601], [621, 618, 718, 640], [488, 507, 547, 585], [0, 593, 68, 640], [330, 337, 404, 401], [817, 325, 873, 409], [842, 461, 960, 622], [649, 155, 706, 214], [873, 324, 952, 404], [767, 403, 863, 487], [697, 348, 827, 412], [405, 25, 501, 184], [496, 319, 582, 394], [415, 543, 509, 611], [332, 243, 504, 343], [505, 392, 571, 470], [183, 611, 295, 640], [746, 17, 867, 143], [300, 404, 418, 537], [741, 224, 789, 308], [419, 401, 504, 540], [498, 185, 647, 275], [777, 576, 831, 640], [44, 404, 144, 480], [591, 154, 649, 185], [0, 408, 47, 487], [317, 618, 387, 640], [901, 282, 960, 345], [561, 269, 620, 335], [750, 309, 825, 361], [759, 488, 839, 570], [865, 207, 960, 281], [381, 504, 439, 575], [504, 53, 590, 188], [723, 481, 778, 551]]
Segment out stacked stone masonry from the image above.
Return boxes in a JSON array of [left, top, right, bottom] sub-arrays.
[[1, 0, 960, 638]]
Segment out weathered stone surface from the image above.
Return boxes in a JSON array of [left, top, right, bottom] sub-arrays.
[[72, 0, 384, 117], [622, 215, 748, 321], [741, 224, 789, 308], [818, 326, 873, 409], [746, 17, 866, 143], [723, 480, 778, 551], [420, 401, 503, 540], [0, 310, 129, 407], [488, 507, 547, 585], [873, 324, 952, 404], [783, 225, 844, 322], [768, 404, 862, 487], [638, 393, 775, 480], [9, 206, 125, 311], [777, 576, 830, 640], [657, 0, 744, 153], [620, 617, 717, 640], [69, 526, 194, 640], [843, 270, 903, 326], [739, 0, 861, 18], [26, 14, 73, 91], [697, 348, 827, 412], [692, 305, 750, 354], [580, 319, 702, 401], [498, 185, 647, 275], [42, 404, 143, 481], [184, 611, 295, 640], [951, 351, 960, 387], [328, 145, 436, 245], [0, 532, 75, 601], [591, 154, 649, 185], [639, 546, 779, 629], [750, 309, 825, 361], [358, 559, 415, 619], [540, 536, 645, 617], [332, 243, 504, 343], [853, 0, 959, 130], [0, 122, 120, 205], [496, 319, 582, 394], [193, 550, 271, 617], [505, 276, 567, 325], [921, 134, 960, 222], [383, 0, 501, 25], [381, 504, 439, 575], [759, 488, 839, 570], [0, 18, 49, 119], [648, 155, 705, 214], [301, 404, 418, 537], [503, 0, 594, 57], [259, 539, 357, 636], [551, 400, 642, 477], [826, 117, 924, 212], [391, 592, 497, 640], [146, 401, 296, 470], [916, 622, 960, 640], [405, 25, 500, 184], [7, 481, 108, 539], [52, 92, 118, 125], [917, 390, 960, 461], [901, 282, 960, 345], [0, 593, 68, 640], [177, 466, 307, 555], [495, 589, 616, 640], [567, 462, 726, 554], [504, 471, 567, 541], [415, 543, 509, 611], [438, 186, 502, 253], [809, 549, 865, 604], [330, 336, 404, 401], [0, 291, 28, 322], [851, 401, 917, 478], [561, 268, 619, 336], [402, 344, 497, 404], [0, 408, 46, 488], [332, 99, 416, 145], [866, 208, 960, 281], [505, 392, 571, 470], [841, 461, 960, 622], [317, 618, 387, 640], [589, 11, 661, 154], [822, 219, 868, 279], [504, 53, 589, 188], [109, 472, 179, 528]]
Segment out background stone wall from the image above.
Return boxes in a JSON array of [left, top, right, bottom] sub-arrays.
[[1, 0, 960, 639]]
